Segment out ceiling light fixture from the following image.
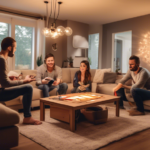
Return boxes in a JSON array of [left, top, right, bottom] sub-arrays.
[[42, 0, 73, 39]]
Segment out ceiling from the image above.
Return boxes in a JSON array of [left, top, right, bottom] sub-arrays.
[[0, 0, 150, 25]]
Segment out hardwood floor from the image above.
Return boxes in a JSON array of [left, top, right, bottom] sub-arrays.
[[11, 134, 46, 150]]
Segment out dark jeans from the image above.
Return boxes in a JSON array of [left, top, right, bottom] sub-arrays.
[[71, 87, 91, 93], [38, 83, 68, 97], [131, 88, 150, 112], [116, 88, 128, 107], [0, 84, 32, 118]]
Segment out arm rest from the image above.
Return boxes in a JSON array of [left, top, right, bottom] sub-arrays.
[[0, 104, 20, 128]]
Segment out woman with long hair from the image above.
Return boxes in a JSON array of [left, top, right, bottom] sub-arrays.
[[71, 60, 91, 93]]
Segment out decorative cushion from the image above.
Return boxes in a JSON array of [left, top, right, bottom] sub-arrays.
[[103, 72, 117, 83], [93, 68, 111, 83], [8, 71, 22, 80]]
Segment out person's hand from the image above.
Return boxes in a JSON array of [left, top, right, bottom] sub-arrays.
[[53, 81, 59, 86], [23, 75, 35, 83], [113, 87, 118, 93], [113, 83, 123, 92], [41, 79, 49, 84]]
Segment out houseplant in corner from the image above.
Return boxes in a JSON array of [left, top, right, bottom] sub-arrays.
[[37, 55, 43, 67], [67, 57, 73, 67]]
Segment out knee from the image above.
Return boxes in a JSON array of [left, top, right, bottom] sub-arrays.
[[116, 88, 124, 95], [62, 83, 68, 90], [42, 84, 49, 91], [24, 84, 33, 93], [131, 88, 139, 95]]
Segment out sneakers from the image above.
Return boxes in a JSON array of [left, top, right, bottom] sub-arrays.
[[129, 109, 145, 116]]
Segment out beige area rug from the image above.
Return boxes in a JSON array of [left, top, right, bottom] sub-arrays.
[[18, 106, 150, 150]]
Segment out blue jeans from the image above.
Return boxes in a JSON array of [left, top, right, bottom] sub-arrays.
[[38, 83, 68, 97], [71, 87, 91, 93], [0, 84, 32, 118], [131, 88, 150, 112], [116, 88, 128, 107]]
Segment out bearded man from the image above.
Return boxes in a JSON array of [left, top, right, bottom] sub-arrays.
[[113, 55, 150, 116]]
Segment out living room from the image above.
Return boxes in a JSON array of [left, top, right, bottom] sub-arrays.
[[1, 0, 150, 150]]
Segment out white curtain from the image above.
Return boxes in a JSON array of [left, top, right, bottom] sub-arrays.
[[36, 19, 45, 68]]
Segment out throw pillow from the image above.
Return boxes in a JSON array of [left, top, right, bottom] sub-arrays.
[[8, 71, 22, 80], [103, 72, 117, 83], [93, 68, 111, 83]]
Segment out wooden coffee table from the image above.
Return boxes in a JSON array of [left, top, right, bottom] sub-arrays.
[[40, 92, 120, 132]]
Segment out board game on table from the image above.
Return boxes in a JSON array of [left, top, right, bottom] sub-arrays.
[[40, 92, 120, 132]]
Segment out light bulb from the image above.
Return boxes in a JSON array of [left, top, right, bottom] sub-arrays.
[[42, 28, 50, 37], [56, 26, 65, 36], [50, 31, 59, 39], [65, 27, 73, 36]]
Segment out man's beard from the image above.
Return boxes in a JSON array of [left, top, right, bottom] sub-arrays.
[[8, 47, 14, 57], [130, 65, 138, 71]]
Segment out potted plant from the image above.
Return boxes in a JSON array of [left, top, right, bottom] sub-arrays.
[[67, 57, 73, 68], [37, 55, 43, 67]]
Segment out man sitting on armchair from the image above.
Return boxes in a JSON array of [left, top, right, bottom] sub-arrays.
[[113, 55, 150, 116]]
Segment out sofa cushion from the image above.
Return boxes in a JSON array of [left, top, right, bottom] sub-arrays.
[[93, 68, 111, 83], [62, 68, 71, 83], [103, 72, 117, 83], [97, 84, 117, 95], [0, 104, 20, 128], [32, 88, 43, 100]]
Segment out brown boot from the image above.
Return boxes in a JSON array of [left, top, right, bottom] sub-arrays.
[[129, 110, 145, 116], [127, 107, 137, 112]]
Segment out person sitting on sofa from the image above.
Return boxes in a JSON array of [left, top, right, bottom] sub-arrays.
[[0, 37, 42, 125], [71, 60, 91, 93], [36, 53, 68, 97], [113, 55, 150, 116]]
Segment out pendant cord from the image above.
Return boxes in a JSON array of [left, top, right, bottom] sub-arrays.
[[46, 3, 48, 28], [55, 2, 60, 25], [48, 0, 52, 27]]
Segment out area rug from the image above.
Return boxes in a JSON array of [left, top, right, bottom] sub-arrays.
[[18, 106, 150, 150]]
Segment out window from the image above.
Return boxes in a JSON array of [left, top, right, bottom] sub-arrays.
[[88, 33, 99, 69], [0, 22, 10, 49], [15, 25, 34, 70]]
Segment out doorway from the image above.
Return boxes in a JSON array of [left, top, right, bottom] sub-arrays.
[[112, 31, 132, 73]]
